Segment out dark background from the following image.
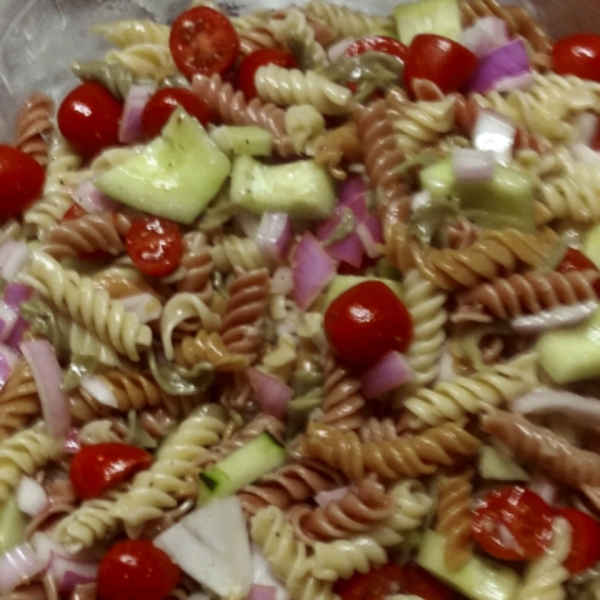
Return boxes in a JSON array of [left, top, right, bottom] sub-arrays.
[[533, 0, 600, 39]]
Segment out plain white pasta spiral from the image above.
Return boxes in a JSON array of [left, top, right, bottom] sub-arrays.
[[285, 104, 326, 154], [255, 65, 352, 115], [251, 505, 339, 600], [404, 351, 539, 426], [516, 517, 571, 600], [112, 405, 227, 528], [401, 270, 448, 388], [105, 43, 175, 79], [0, 425, 62, 502], [211, 235, 268, 273], [92, 20, 171, 48], [20, 251, 152, 361]]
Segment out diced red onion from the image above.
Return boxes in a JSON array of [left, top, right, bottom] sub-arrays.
[[119, 84, 154, 144], [355, 216, 383, 259], [452, 148, 496, 183], [247, 368, 293, 420], [120, 293, 162, 323], [17, 476, 49, 517], [292, 232, 337, 310], [327, 38, 355, 62], [21, 339, 70, 438], [0, 543, 44, 594], [52, 555, 98, 596], [74, 180, 121, 215], [64, 429, 81, 454], [0, 345, 18, 388], [570, 142, 600, 167], [471, 110, 517, 164], [511, 389, 600, 430], [0, 304, 18, 343], [468, 39, 532, 95], [572, 112, 599, 147], [317, 175, 369, 267], [3, 283, 33, 308], [0, 240, 30, 282], [510, 300, 598, 335], [247, 584, 277, 600], [80, 375, 118, 408], [460, 17, 510, 58], [270, 267, 293, 296], [360, 351, 412, 399], [255, 213, 292, 262], [528, 474, 559, 506], [315, 486, 351, 507]]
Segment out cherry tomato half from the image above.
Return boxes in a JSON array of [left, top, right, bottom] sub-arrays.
[[556, 508, 600, 574], [557, 247, 598, 273], [125, 216, 183, 277], [344, 36, 408, 62], [324, 280, 413, 366], [333, 564, 405, 600], [98, 539, 181, 600], [69, 443, 152, 500], [403, 34, 478, 97], [553, 34, 600, 83], [0, 145, 44, 222], [141, 88, 212, 138], [472, 487, 554, 561], [169, 7, 240, 80], [57, 82, 123, 158], [238, 48, 297, 99]]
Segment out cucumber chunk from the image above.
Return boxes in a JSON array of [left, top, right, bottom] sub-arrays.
[[394, 0, 462, 45], [0, 495, 27, 553], [583, 224, 600, 269], [96, 107, 231, 224], [324, 275, 403, 308], [199, 432, 286, 504], [417, 530, 520, 600], [536, 307, 600, 384], [478, 445, 529, 481], [420, 158, 535, 232], [230, 154, 336, 219], [210, 126, 273, 157]]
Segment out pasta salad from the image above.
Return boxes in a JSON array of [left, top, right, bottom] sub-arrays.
[[1, 0, 600, 599]]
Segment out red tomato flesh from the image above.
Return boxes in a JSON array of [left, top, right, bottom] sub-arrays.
[[57, 82, 123, 158], [324, 280, 413, 367], [0, 145, 45, 221], [98, 539, 180, 600], [472, 487, 554, 561], [556, 508, 600, 574], [238, 48, 297, 99], [553, 34, 600, 83], [141, 88, 211, 138], [344, 36, 408, 62], [69, 443, 152, 500], [125, 216, 183, 277], [403, 34, 478, 97], [169, 7, 240, 80], [557, 247, 600, 295], [401, 562, 457, 600]]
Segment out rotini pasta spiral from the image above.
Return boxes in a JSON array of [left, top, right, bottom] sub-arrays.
[[403, 352, 539, 426], [71, 61, 136, 100], [112, 404, 227, 528], [285, 104, 326, 155], [314, 121, 361, 179], [105, 43, 175, 80], [210, 235, 268, 273], [0, 360, 40, 442], [91, 20, 171, 48], [251, 505, 338, 600], [13, 92, 54, 167], [177, 232, 214, 294], [20, 252, 152, 361], [0, 425, 62, 502], [255, 66, 352, 115], [303, 422, 482, 481], [173, 329, 249, 372]]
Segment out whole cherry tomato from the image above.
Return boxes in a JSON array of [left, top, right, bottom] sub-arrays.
[[324, 280, 413, 366], [141, 88, 212, 138], [125, 216, 183, 277], [57, 82, 122, 158], [553, 34, 600, 82], [333, 562, 455, 600], [238, 48, 297, 99], [403, 34, 478, 97], [472, 487, 554, 561], [0, 145, 44, 221], [97, 539, 181, 600], [344, 36, 408, 62], [555, 508, 600, 574], [169, 7, 240, 80], [69, 443, 152, 499]]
